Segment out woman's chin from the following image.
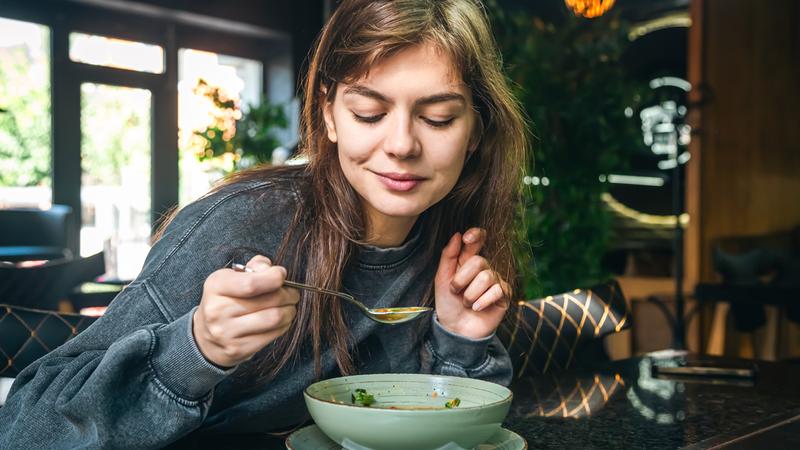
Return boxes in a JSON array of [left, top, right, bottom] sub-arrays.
[[370, 199, 429, 219]]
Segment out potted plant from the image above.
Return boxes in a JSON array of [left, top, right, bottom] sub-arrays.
[[193, 79, 289, 173], [488, 1, 649, 298]]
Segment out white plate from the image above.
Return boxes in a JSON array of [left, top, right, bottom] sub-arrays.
[[285, 424, 527, 450]]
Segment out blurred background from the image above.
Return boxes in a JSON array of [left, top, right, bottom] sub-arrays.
[[1, 0, 798, 362]]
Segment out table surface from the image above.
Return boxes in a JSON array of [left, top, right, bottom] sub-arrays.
[[169, 351, 800, 450]]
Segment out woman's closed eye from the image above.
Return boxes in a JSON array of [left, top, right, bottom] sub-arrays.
[[352, 112, 385, 124], [351, 112, 455, 128], [421, 117, 455, 128]]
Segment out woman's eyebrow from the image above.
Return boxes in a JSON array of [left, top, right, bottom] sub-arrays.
[[343, 84, 466, 106], [343, 85, 390, 102], [415, 93, 466, 107]]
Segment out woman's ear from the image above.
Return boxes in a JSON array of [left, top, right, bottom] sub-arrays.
[[321, 89, 338, 143]]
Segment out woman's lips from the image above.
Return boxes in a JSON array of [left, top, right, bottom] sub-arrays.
[[374, 172, 426, 192]]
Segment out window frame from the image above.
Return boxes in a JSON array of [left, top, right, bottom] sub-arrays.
[[0, 1, 290, 256]]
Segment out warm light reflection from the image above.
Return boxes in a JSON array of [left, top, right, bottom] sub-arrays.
[[601, 193, 690, 227], [628, 13, 692, 41], [565, 0, 616, 18], [69, 33, 164, 73], [512, 373, 625, 419]]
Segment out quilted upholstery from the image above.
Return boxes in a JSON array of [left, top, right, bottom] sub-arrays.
[[0, 304, 97, 377], [500, 280, 630, 376]]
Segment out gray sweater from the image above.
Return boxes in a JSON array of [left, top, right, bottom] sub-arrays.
[[0, 170, 512, 449]]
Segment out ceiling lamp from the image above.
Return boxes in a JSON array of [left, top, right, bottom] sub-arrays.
[[565, 0, 616, 18]]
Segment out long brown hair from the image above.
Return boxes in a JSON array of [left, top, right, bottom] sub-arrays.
[[158, 0, 529, 381]]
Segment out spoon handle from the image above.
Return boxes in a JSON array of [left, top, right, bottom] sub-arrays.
[[230, 263, 365, 311], [282, 280, 363, 309]]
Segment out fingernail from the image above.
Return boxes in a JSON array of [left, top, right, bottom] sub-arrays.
[[251, 262, 271, 272], [472, 301, 483, 311], [464, 233, 475, 244]]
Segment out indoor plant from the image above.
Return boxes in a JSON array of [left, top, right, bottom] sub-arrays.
[[488, 2, 649, 298]]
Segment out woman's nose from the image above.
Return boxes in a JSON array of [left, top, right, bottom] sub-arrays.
[[383, 115, 421, 159]]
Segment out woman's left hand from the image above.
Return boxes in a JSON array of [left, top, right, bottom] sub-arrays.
[[434, 228, 511, 339]]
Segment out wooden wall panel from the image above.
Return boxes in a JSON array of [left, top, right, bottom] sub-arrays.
[[689, 0, 800, 282]]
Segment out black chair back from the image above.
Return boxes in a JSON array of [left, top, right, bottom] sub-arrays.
[[0, 252, 105, 310], [0, 304, 97, 377], [0, 205, 75, 261]]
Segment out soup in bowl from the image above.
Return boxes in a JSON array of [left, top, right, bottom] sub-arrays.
[[303, 373, 512, 450]]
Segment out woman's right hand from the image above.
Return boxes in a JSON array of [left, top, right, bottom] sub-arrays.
[[192, 255, 299, 368]]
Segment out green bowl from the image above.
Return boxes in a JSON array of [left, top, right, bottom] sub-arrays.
[[304, 373, 513, 450]]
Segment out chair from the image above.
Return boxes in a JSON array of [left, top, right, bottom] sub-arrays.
[[0, 205, 75, 262], [699, 225, 800, 358], [0, 252, 105, 310], [0, 304, 98, 378], [499, 280, 630, 377]]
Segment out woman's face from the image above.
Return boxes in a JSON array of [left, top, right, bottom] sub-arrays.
[[323, 43, 477, 234]]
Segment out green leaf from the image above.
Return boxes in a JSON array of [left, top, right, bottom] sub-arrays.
[[351, 388, 376, 407]]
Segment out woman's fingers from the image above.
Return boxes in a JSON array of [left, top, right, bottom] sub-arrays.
[[458, 227, 486, 267], [207, 323, 295, 366], [205, 264, 287, 299], [472, 280, 511, 312], [215, 286, 300, 318], [461, 268, 498, 305], [450, 255, 490, 294], [227, 303, 298, 338], [194, 256, 301, 367], [435, 232, 463, 285], [245, 254, 272, 271]]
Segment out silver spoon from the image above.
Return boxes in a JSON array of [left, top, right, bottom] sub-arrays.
[[230, 263, 433, 324]]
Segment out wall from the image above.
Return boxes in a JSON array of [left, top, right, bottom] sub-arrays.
[[687, 0, 800, 283]]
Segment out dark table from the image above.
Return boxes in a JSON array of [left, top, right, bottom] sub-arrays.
[[171, 351, 800, 449]]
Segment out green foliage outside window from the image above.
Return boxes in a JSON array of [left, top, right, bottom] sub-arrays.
[[80, 84, 151, 188], [193, 79, 288, 173], [0, 40, 51, 188]]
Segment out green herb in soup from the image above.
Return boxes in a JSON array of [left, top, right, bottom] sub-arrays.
[[351, 388, 375, 407], [349, 388, 460, 409], [444, 398, 461, 408]]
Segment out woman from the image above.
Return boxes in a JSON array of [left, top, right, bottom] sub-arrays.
[[0, 0, 528, 447]]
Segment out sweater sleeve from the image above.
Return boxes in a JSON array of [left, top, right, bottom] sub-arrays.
[[420, 314, 513, 386], [0, 282, 234, 449], [0, 180, 290, 449]]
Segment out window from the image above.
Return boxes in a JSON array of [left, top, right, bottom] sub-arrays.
[[80, 83, 152, 280], [69, 32, 164, 73], [177, 49, 263, 205], [2, 3, 290, 282], [0, 18, 51, 208]]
